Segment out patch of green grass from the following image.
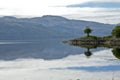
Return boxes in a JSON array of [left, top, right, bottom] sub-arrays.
[[76, 35, 98, 40]]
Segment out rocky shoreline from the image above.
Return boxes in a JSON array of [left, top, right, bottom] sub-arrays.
[[63, 37, 120, 48]]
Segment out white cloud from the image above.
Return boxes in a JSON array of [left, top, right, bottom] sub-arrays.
[[0, 0, 120, 24], [63, 8, 120, 24], [0, 0, 87, 16], [0, 0, 90, 8]]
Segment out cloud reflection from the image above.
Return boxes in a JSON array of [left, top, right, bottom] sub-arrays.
[[0, 49, 120, 80]]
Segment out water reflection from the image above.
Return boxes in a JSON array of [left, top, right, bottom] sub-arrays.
[[112, 48, 120, 59], [66, 40, 120, 59], [0, 39, 120, 61], [0, 40, 120, 80], [84, 48, 92, 58], [0, 39, 84, 60]]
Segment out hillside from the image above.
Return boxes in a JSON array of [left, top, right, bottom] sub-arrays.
[[0, 15, 115, 40]]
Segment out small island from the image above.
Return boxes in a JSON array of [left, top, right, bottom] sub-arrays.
[[64, 25, 120, 49], [63, 25, 120, 59]]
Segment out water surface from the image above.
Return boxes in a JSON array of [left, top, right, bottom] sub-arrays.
[[0, 39, 120, 80]]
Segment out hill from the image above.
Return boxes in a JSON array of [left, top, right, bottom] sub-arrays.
[[0, 15, 115, 40]]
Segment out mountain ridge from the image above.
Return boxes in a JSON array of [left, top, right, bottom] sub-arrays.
[[0, 15, 115, 40]]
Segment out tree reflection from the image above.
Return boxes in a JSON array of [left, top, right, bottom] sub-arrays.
[[64, 39, 120, 59], [84, 48, 92, 58], [112, 48, 120, 59]]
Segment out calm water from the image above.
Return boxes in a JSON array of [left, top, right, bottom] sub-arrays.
[[0, 39, 120, 80], [0, 39, 87, 60]]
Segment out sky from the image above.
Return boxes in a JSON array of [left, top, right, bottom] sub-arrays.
[[0, 0, 120, 24]]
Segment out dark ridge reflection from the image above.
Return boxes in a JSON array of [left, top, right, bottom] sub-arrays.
[[0, 39, 85, 60]]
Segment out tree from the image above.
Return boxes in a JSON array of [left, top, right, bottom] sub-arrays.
[[112, 25, 120, 38], [112, 48, 120, 59], [84, 26, 92, 37]]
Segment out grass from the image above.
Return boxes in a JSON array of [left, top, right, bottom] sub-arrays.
[[63, 35, 120, 49]]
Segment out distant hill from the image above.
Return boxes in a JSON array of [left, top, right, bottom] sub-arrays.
[[0, 15, 115, 40]]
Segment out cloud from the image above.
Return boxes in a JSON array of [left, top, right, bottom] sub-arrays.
[[67, 2, 120, 8], [52, 0, 120, 24], [62, 7, 120, 24], [0, 0, 120, 24]]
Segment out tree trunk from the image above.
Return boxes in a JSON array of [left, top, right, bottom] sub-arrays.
[[87, 33, 89, 37]]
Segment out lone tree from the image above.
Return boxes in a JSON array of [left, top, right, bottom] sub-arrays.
[[84, 26, 92, 37], [112, 25, 120, 38]]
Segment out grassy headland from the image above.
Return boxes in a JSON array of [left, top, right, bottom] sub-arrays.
[[63, 26, 120, 49]]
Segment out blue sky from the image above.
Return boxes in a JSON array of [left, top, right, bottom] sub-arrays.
[[0, 0, 120, 24], [67, 2, 120, 8]]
